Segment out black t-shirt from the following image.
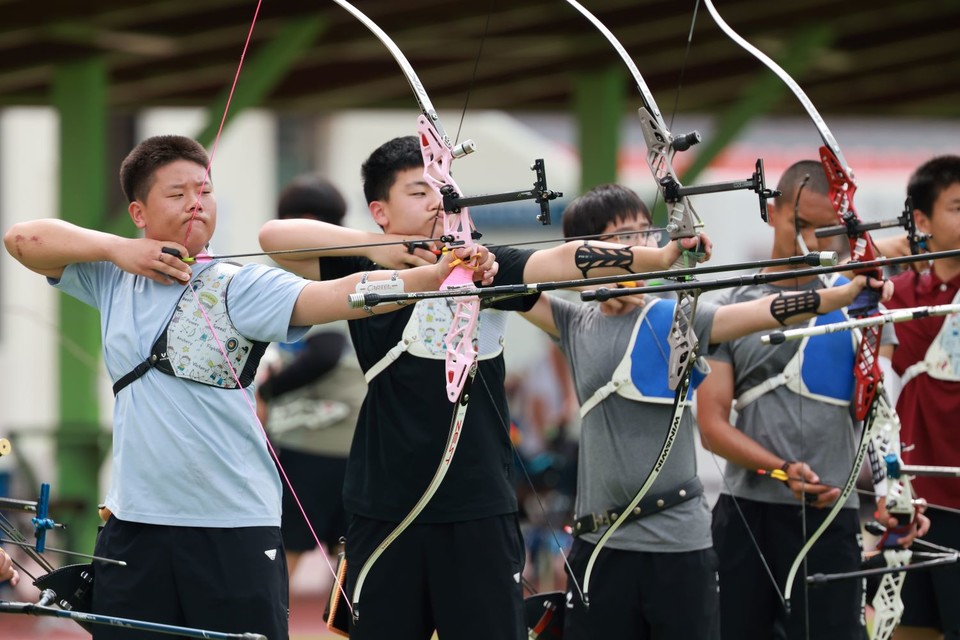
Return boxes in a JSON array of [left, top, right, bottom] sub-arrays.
[[320, 246, 539, 522]]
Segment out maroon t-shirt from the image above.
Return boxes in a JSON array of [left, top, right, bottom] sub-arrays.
[[889, 269, 960, 509]]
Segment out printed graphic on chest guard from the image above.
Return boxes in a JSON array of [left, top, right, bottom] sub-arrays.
[[413, 299, 494, 359], [161, 265, 259, 388], [934, 312, 960, 378]]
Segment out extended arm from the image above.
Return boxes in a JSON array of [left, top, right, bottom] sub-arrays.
[[289, 246, 496, 326], [258, 218, 437, 280], [711, 275, 891, 344], [519, 295, 560, 338], [521, 234, 712, 284], [4, 219, 192, 284]]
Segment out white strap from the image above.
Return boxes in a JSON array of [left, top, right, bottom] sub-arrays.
[[364, 337, 417, 383], [899, 361, 928, 389], [579, 379, 625, 418], [735, 371, 792, 410]]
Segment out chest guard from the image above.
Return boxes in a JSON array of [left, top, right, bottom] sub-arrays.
[[901, 287, 960, 386], [112, 261, 267, 395], [580, 298, 709, 417], [736, 281, 856, 410], [364, 298, 506, 383]]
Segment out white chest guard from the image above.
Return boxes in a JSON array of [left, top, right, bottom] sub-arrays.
[[579, 297, 710, 417], [364, 298, 506, 383], [112, 261, 267, 395], [736, 279, 856, 410], [901, 287, 960, 386]]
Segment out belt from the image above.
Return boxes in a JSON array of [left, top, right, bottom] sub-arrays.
[[571, 476, 704, 538]]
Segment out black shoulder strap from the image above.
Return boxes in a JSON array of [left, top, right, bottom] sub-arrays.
[[112, 354, 159, 395]]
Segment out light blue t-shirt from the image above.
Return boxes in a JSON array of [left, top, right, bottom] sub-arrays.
[[53, 260, 309, 527]]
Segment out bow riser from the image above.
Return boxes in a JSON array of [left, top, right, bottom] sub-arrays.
[[640, 109, 702, 244], [667, 296, 698, 390], [417, 115, 481, 402], [870, 550, 909, 640], [853, 328, 882, 420]]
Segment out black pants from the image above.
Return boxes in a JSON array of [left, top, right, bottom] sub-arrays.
[[345, 513, 526, 640], [563, 538, 720, 640], [278, 448, 348, 551], [899, 508, 960, 635], [712, 494, 866, 640], [91, 517, 288, 640]]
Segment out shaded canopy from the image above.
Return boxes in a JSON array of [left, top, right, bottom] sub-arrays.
[[2, 0, 958, 116]]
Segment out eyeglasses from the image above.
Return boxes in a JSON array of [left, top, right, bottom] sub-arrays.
[[604, 228, 663, 246]]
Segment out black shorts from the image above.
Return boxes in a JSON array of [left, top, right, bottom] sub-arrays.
[[278, 448, 348, 552], [563, 538, 720, 640], [899, 508, 960, 634], [712, 494, 865, 640], [91, 517, 288, 640], [344, 513, 526, 640]]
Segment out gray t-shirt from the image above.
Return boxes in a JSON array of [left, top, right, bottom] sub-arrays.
[[551, 295, 716, 553], [707, 277, 895, 509], [54, 260, 309, 528]]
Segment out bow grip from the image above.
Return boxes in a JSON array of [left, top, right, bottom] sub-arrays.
[[847, 286, 881, 318]]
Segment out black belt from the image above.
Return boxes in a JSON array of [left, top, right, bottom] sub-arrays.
[[571, 477, 704, 538]]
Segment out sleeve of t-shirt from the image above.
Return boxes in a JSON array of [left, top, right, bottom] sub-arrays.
[[318, 255, 375, 283], [484, 245, 541, 312], [50, 261, 114, 309], [547, 294, 580, 352], [228, 263, 310, 343]]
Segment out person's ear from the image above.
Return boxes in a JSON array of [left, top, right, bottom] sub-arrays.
[[370, 200, 389, 228], [128, 201, 147, 229], [914, 208, 931, 236]]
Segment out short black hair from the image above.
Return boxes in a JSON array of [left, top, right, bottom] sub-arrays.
[[361, 136, 424, 204], [277, 174, 347, 225], [561, 183, 652, 239], [908, 155, 960, 217], [773, 159, 829, 209], [119, 135, 209, 203]]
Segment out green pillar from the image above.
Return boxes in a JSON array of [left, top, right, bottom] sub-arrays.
[[574, 65, 626, 193], [52, 57, 108, 555], [195, 16, 327, 148]]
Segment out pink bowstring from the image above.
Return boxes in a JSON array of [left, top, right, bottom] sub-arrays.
[[177, 0, 351, 615]]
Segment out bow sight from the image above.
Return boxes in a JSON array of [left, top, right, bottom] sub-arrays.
[[659, 154, 780, 224], [440, 158, 562, 225]]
